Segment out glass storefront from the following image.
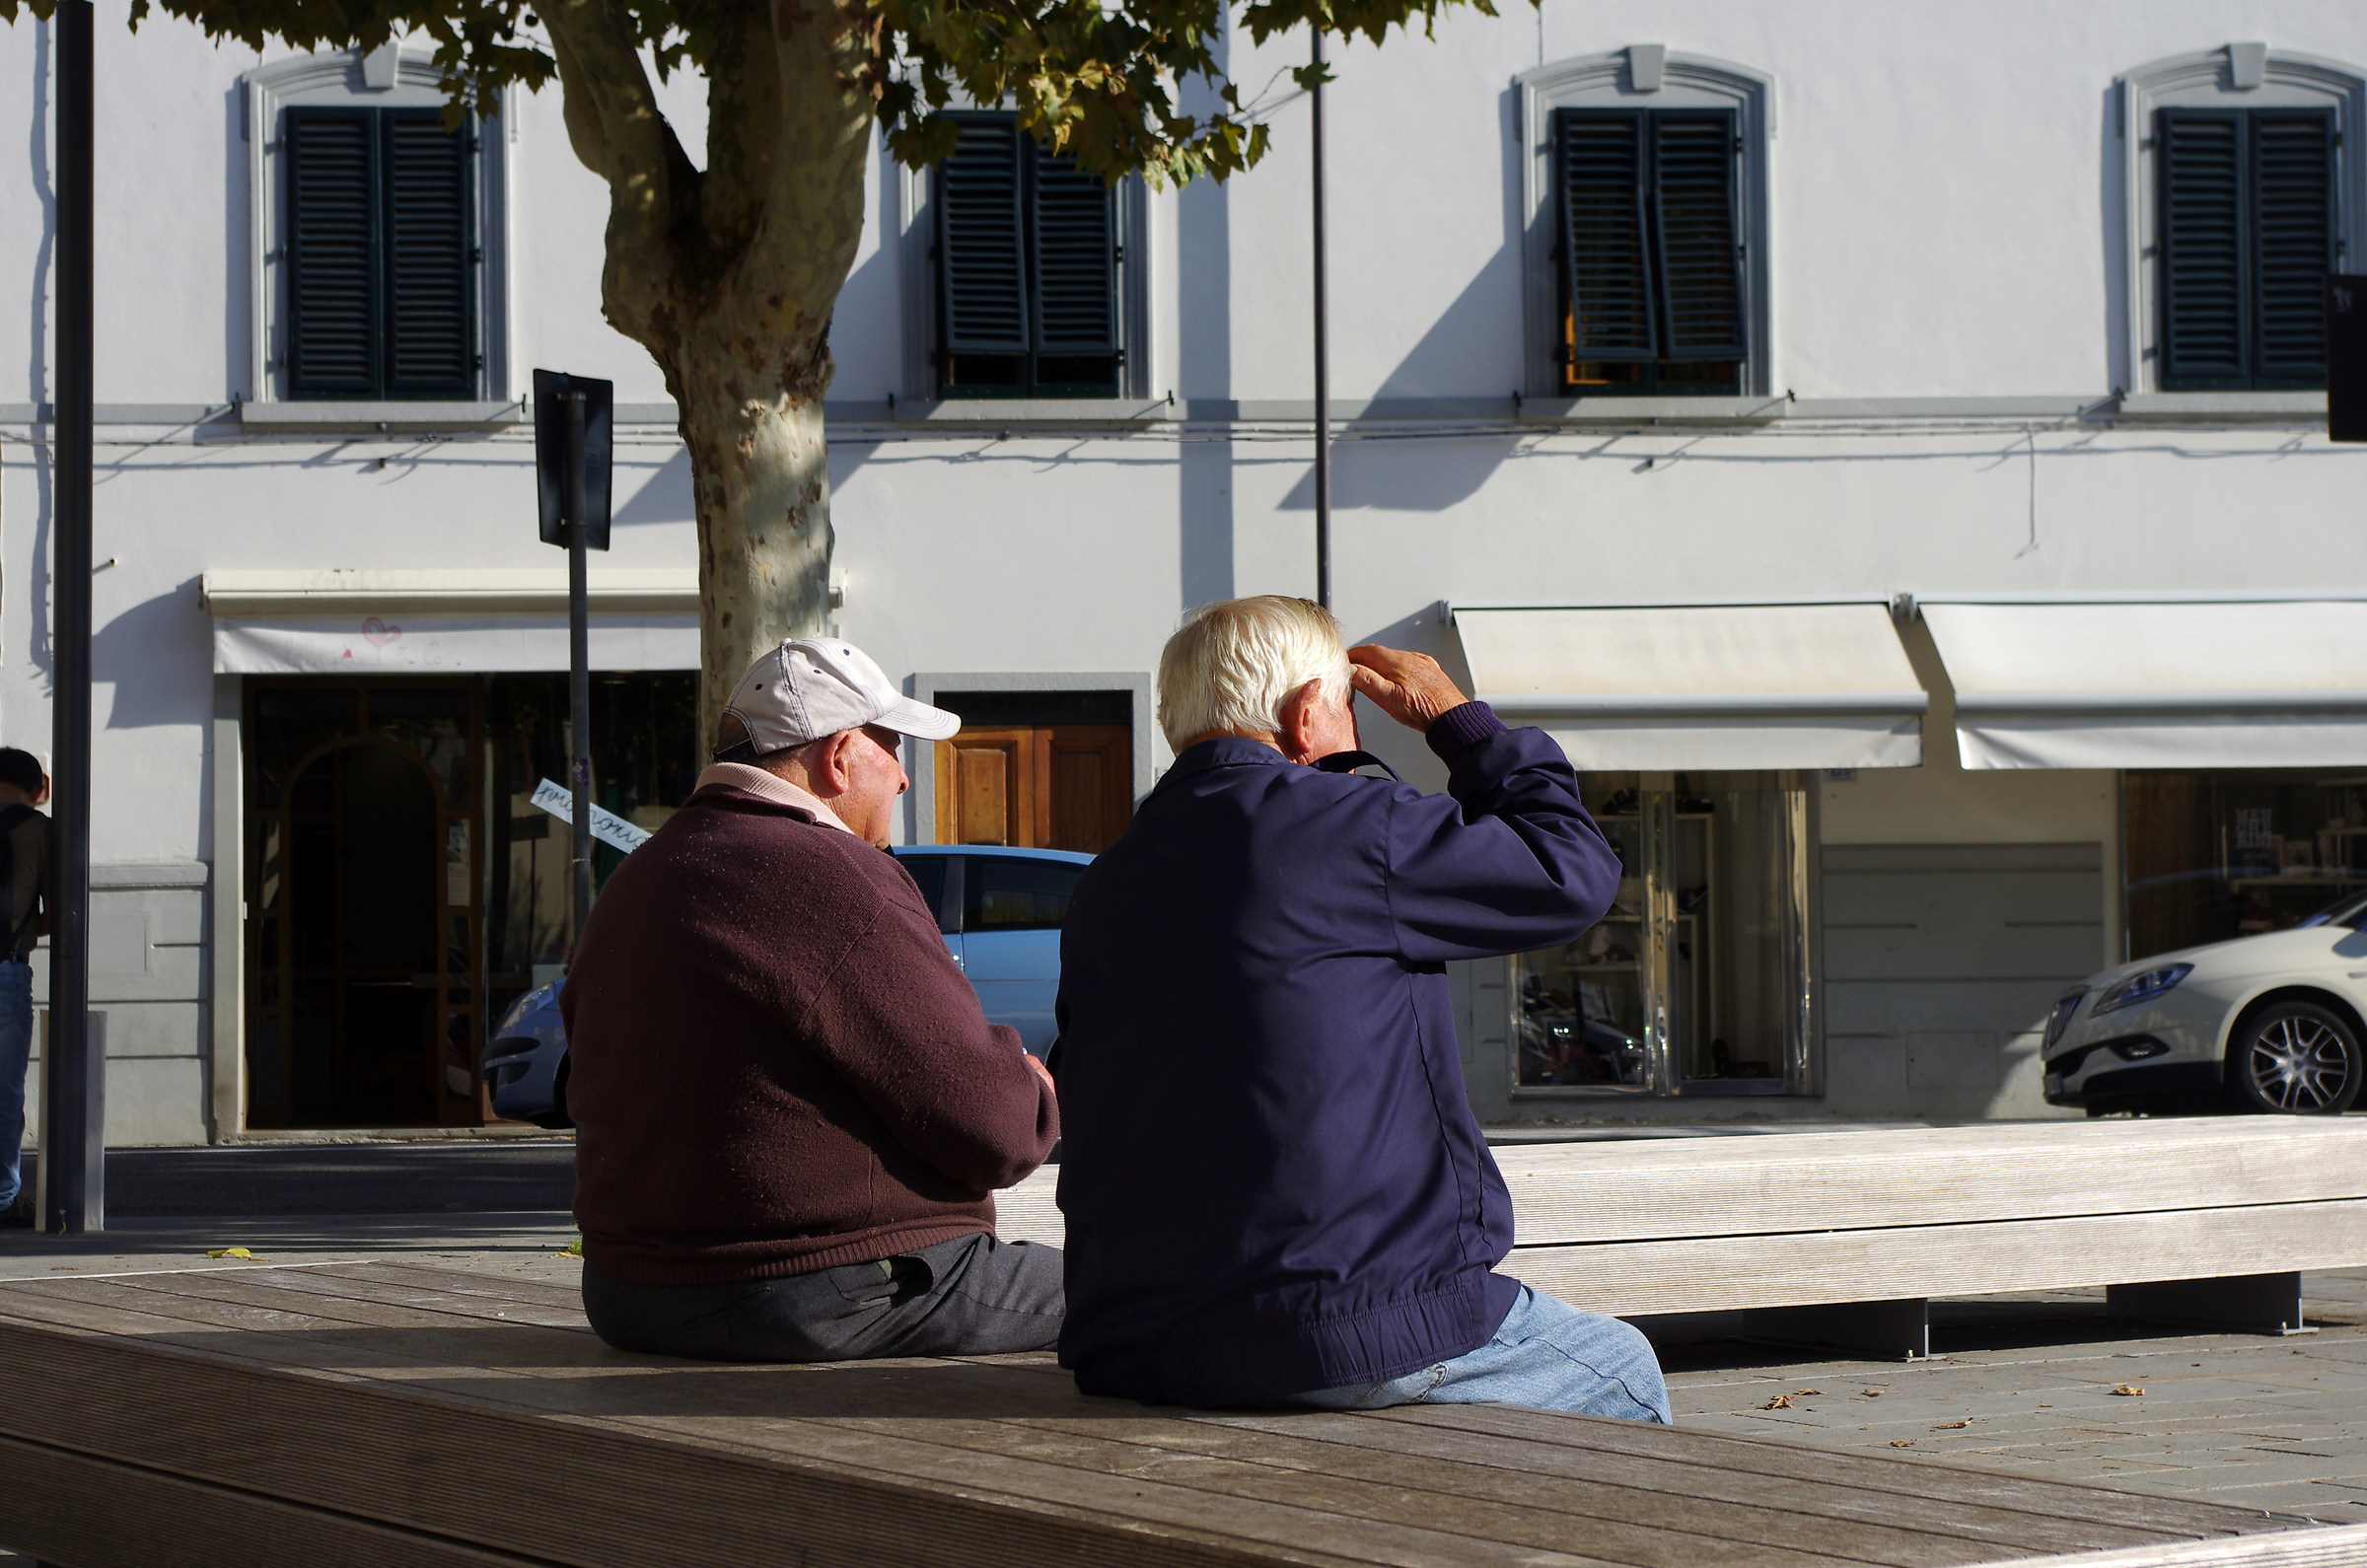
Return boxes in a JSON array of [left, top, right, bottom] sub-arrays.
[[1511, 772, 1812, 1097], [246, 672, 698, 1130], [2124, 770, 2367, 962]]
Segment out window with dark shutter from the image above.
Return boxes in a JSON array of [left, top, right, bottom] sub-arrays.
[[2158, 107, 2336, 392], [1553, 107, 1745, 395], [285, 108, 381, 398], [382, 110, 477, 399], [936, 115, 1120, 397], [282, 106, 478, 400]]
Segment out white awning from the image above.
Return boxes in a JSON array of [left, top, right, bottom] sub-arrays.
[[1452, 604, 1926, 770], [201, 568, 699, 675], [1923, 600, 2367, 770]]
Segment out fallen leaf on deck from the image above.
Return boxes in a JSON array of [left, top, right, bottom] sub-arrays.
[[2110, 1385, 2145, 1396], [1890, 1440, 1913, 1448], [1935, 1420, 1971, 1429], [1794, 1389, 1822, 1395], [204, 1247, 258, 1260], [1861, 1390, 1884, 1397], [1761, 1394, 1794, 1409]]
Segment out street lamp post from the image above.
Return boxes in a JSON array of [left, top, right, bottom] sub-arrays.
[[1311, 24, 1332, 611]]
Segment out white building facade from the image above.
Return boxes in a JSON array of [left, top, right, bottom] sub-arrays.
[[4, 0, 2365, 1142]]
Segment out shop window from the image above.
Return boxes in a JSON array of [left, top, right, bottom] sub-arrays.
[[1551, 108, 1745, 396], [1512, 775, 1810, 1097], [933, 116, 1122, 397], [2123, 771, 2367, 960], [2157, 108, 2337, 391]]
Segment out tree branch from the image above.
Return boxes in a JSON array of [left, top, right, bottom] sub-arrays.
[[698, 0, 780, 265], [539, 0, 698, 344], [741, 0, 880, 354]]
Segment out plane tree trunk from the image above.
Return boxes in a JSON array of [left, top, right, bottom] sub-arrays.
[[541, 0, 876, 744]]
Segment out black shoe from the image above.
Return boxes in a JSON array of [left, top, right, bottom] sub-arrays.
[[2, 1192, 33, 1228]]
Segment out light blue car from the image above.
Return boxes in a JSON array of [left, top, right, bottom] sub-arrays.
[[483, 843, 1094, 1128]]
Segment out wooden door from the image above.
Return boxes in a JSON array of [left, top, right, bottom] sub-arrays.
[[937, 724, 1130, 851]]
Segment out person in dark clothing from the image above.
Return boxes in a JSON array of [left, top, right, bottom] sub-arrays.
[[565, 638, 1062, 1361], [0, 748, 48, 1229], [1054, 597, 1670, 1418]]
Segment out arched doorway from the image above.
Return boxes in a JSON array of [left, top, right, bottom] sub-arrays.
[[246, 682, 485, 1128]]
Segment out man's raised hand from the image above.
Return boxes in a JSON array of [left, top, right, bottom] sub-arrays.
[[1347, 645, 1471, 733]]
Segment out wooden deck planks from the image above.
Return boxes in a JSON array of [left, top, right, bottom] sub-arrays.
[[0, 1263, 2330, 1568]]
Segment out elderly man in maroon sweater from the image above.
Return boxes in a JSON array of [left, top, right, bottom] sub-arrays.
[[564, 637, 1062, 1362]]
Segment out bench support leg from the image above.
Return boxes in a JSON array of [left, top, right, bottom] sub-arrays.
[[1739, 1299, 1929, 1361], [2107, 1272, 2315, 1336]]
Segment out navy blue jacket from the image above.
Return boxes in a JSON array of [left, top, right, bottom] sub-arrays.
[[1052, 704, 1619, 1406]]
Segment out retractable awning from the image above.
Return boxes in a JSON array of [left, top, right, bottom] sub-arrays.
[[1451, 604, 1926, 771], [1922, 600, 2367, 770], [200, 569, 699, 675]]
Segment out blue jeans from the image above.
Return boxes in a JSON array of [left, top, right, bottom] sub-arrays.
[[1292, 1284, 1672, 1422], [0, 961, 31, 1209]]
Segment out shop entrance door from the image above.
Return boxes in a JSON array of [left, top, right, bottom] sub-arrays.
[[931, 690, 1134, 853], [245, 682, 485, 1128], [1512, 774, 1811, 1098]]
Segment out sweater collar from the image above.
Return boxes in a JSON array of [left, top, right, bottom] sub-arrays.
[[694, 762, 854, 834]]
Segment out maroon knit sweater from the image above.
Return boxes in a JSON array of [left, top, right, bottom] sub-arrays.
[[564, 781, 1059, 1285]]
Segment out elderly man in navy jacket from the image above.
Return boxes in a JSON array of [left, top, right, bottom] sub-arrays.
[[1054, 596, 1671, 1419]]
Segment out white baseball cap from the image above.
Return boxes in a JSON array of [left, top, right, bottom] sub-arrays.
[[716, 637, 960, 756]]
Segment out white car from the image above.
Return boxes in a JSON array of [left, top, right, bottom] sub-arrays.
[[2043, 891, 2367, 1116]]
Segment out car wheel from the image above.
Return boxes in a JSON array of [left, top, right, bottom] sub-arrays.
[[530, 1054, 575, 1132], [2227, 1002, 2364, 1115]]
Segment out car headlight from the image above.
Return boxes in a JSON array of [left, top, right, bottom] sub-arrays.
[[2044, 989, 2086, 1049], [2092, 962, 2192, 1016]]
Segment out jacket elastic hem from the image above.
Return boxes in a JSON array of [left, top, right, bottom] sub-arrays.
[[1065, 1268, 1513, 1408]]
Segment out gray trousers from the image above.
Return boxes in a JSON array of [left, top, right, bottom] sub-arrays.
[[582, 1233, 1063, 1362]]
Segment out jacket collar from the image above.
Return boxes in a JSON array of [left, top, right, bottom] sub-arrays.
[[1170, 737, 1291, 774]]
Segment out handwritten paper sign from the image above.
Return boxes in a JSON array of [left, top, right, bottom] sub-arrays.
[[531, 778, 653, 854]]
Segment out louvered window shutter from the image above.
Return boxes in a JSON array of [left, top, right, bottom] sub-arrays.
[[939, 119, 1030, 356], [1029, 146, 1117, 357], [2158, 110, 2250, 389], [381, 109, 477, 399], [1555, 110, 1655, 362], [284, 108, 380, 398], [1650, 112, 1746, 361], [2250, 109, 2335, 387]]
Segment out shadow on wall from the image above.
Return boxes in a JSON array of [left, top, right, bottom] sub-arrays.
[[26, 19, 55, 695], [1274, 87, 1529, 517], [2097, 88, 2128, 395], [1178, 23, 1235, 610], [612, 448, 695, 528], [825, 235, 902, 495], [223, 81, 250, 404], [94, 580, 212, 730]]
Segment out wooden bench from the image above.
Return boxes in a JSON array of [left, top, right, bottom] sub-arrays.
[[0, 1258, 2359, 1568], [1001, 1117, 2367, 1358]]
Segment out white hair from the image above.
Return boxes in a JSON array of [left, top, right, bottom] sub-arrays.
[[1157, 596, 1352, 751]]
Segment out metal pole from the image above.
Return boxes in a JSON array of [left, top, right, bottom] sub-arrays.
[[44, 0, 99, 1234], [1311, 25, 1331, 611], [563, 392, 593, 952]]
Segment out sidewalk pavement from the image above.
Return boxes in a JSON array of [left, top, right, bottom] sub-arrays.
[[3, 1216, 2363, 1529]]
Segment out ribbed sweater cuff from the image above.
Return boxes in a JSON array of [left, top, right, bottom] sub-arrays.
[[1424, 700, 1505, 762]]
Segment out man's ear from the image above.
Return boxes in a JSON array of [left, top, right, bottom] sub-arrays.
[[818, 730, 861, 796], [1276, 679, 1326, 760]]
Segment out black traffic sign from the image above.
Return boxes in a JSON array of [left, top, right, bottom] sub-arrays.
[[535, 369, 614, 548]]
